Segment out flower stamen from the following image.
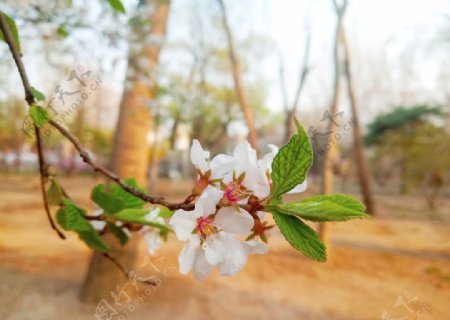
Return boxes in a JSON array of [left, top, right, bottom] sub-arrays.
[[196, 216, 218, 239]]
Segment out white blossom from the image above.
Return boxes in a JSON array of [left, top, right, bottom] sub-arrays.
[[170, 186, 263, 280]]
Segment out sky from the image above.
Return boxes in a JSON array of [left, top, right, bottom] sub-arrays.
[[159, 0, 449, 123], [1, 0, 449, 127]]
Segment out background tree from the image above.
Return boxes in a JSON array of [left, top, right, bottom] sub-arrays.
[[81, 0, 171, 303], [217, 0, 259, 152], [318, 0, 347, 244], [365, 105, 447, 206], [342, 23, 376, 215]]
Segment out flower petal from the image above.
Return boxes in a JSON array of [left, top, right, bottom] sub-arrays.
[[243, 240, 269, 255], [209, 154, 235, 180], [90, 220, 106, 231], [258, 144, 278, 172], [190, 140, 210, 173], [243, 165, 270, 199], [214, 207, 254, 235], [143, 230, 162, 256], [193, 250, 213, 280], [144, 207, 165, 225], [196, 186, 223, 217], [216, 233, 248, 276], [287, 179, 308, 194], [178, 234, 201, 274], [169, 209, 197, 241], [233, 141, 257, 173], [203, 233, 227, 265]]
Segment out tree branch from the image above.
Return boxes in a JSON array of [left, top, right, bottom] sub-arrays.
[[102, 253, 157, 287], [35, 126, 66, 239], [49, 120, 195, 211], [0, 11, 65, 239]]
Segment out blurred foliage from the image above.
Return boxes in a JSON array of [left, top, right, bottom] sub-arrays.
[[364, 105, 442, 145], [81, 125, 113, 159], [366, 106, 450, 194], [0, 98, 26, 151]]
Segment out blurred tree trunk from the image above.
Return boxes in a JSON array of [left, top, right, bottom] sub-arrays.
[[148, 105, 161, 193], [80, 0, 170, 304], [217, 0, 259, 152], [342, 31, 376, 215], [318, 0, 347, 244]]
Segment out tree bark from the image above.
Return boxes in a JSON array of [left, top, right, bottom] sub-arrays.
[[318, 0, 347, 243], [217, 0, 259, 152], [80, 0, 170, 304], [342, 31, 376, 215]]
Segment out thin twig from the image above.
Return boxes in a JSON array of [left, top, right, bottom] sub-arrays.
[[35, 126, 66, 239], [102, 252, 157, 286], [0, 11, 65, 239], [0, 13, 33, 105]]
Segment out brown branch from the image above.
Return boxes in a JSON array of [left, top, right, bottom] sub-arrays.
[[0, 11, 65, 239], [49, 119, 195, 211], [35, 126, 66, 239], [85, 216, 103, 221], [50, 122, 252, 212], [0, 13, 33, 105]]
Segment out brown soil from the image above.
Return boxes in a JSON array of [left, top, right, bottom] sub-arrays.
[[0, 175, 449, 320]]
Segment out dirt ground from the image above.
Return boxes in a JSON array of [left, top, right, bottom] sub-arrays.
[[0, 175, 449, 320]]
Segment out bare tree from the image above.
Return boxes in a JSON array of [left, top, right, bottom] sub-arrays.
[[318, 0, 347, 244], [217, 0, 259, 152], [81, 0, 171, 303], [342, 30, 376, 215]]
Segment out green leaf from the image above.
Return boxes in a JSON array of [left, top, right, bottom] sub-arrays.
[[56, 199, 91, 231], [30, 87, 46, 101], [56, 25, 69, 37], [78, 229, 110, 252], [91, 178, 146, 214], [273, 194, 369, 222], [107, 222, 129, 245], [56, 200, 110, 252], [272, 209, 326, 262], [107, 0, 126, 13], [114, 208, 172, 233], [0, 12, 21, 52], [91, 184, 126, 214], [55, 199, 110, 252], [270, 118, 313, 201], [110, 178, 146, 209], [46, 179, 64, 206], [29, 105, 50, 128]]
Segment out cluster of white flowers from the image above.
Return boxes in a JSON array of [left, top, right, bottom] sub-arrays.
[[169, 140, 307, 280]]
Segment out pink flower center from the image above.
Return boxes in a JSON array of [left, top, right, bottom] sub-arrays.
[[225, 181, 246, 203], [196, 216, 217, 238]]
